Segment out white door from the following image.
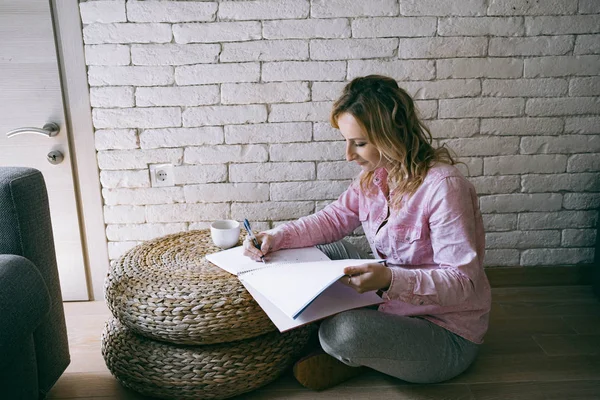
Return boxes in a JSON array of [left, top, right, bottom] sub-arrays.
[[0, 0, 89, 300]]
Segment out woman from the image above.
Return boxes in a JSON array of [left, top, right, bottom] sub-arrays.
[[243, 75, 491, 390]]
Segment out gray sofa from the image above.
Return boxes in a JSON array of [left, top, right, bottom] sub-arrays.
[[0, 167, 70, 398]]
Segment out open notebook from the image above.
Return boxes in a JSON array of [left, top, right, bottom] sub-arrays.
[[205, 246, 384, 332]]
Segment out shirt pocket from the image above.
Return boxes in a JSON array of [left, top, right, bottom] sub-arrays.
[[358, 204, 370, 222], [388, 224, 423, 261]]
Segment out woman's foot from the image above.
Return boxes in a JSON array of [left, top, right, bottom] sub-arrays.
[[292, 350, 365, 391]]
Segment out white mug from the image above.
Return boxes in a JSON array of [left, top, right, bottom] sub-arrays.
[[210, 220, 241, 249]]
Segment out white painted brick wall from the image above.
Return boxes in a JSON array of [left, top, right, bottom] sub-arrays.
[[100, 170, 149, 188], [136, 86, 219, 107], [470, 176, 521, 194], [79, 1, 126, 24], [221, 82, 309, 105], [146, 203, 228, 223], [102, 187, 184, 205], [401, 0, 486, 17], [484, 155, 567, 175], [398, 37, 487, 59], [480, 117, 563, 136], [83, 23, 172, 44], [221, 40, 308, 62], [562, 229, 597, 247], [84, 44, 130, 65], [139, 127, 223, 149], [522, 173, 600, 192], [565, 117, 600, 134], [97, 148, 183, 170], [567, 154, 600, 172], [93, 107, 181, 128], [488, 36, 573, 56], [312, 0, 398, 18], [486, 230, 561, 249], [314, 38, 397, 61], [131, 44, 220, 65], [95, 129, 138, 151], [103, 205, 145, 224], [173, 22, 261, 44], [269, 102, 332, 122], [524, 55, 600, 77], [483, 214, 517, 232], [184, 183, 269, 203], [175, 63, 260, 84], [263, 61, 346, 81], [563, 194, 600, 210], [224, 122, 311, 144], [230, 162, 315, 182], [271, 181, 351, 201], [184, 145, 268, 164], [88, 66, 174, 86], [352, 17, 436, 38], [126, 0, 217, 23], [482, 79, 568, 97], [80, 0, 600, 267], [438, 17, 524, 36], [487, 0, 578, 16], [569, 77, 600, 96], [174, 165, 227, 185], [90, 86, 134, 108], [574, 35, 600, 55], [521, 135, 600, 154], [437, 58, 523, 79]]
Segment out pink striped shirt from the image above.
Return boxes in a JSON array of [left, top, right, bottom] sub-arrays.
[[267, 163, 491, 344]]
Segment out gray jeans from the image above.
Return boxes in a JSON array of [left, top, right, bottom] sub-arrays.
[[315, 240, 480, 384]]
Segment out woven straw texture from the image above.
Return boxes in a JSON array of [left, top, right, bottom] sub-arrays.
[[105, 229, 275, 345], [102, 317, 314, 400]]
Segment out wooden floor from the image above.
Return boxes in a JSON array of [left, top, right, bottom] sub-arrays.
[[47, 286, 600, 400]]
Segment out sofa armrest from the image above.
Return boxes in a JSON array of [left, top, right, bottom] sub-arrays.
[[0, 254, 51, 369]]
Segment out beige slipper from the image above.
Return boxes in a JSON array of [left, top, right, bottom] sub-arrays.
[[292, 350, 365, 391]]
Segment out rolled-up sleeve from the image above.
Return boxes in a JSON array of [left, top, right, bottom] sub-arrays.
[[382, 176, 484, 307], [266, 182, 362, 251]]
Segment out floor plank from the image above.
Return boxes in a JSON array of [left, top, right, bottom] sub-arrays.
[[456, 354, 600, 384], [47, 286, 600, 400], [485, 316, 577, 339], [491, 286, 597, 303], [46, 372, 149, 399], [469, 380, 600, 400], [562, 316, 600, 334], [533, 334, 600, 356], [477, 336, 545, 358], [498, 301, 600, 318], [242, 383, 475, 400]]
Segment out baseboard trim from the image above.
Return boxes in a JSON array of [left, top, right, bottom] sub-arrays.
[[486, 264, 594, 288]]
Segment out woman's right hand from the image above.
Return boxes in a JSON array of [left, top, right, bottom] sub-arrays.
[[242, 232, 274, 262]]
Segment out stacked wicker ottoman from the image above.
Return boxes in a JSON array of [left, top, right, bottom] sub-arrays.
[[102, 230, 314, 399]]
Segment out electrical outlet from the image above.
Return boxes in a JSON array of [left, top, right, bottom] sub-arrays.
[[150, 164, 175, 187]]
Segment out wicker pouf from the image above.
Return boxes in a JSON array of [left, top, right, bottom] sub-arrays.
[[102, 318, 314, 400], [105, 230, 276, 345]]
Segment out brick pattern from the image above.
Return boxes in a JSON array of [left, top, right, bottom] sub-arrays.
[[79, 0, 600, 266]]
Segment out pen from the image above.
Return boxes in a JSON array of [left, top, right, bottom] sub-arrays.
[[243, 219, 265, 263]]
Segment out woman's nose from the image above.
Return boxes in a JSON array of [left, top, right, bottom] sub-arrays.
[[345, 143, 355, 161]]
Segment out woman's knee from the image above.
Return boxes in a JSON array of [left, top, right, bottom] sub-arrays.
[[316, 240, 370, 261], [318, 310, 370, 358]]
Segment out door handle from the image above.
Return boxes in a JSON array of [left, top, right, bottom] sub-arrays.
[[6, 122, 60, 138]]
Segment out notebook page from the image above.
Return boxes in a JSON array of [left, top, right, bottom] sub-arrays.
[[238, 259, 369, 319], [205, 246, 329, 276], [241, 280, 383, 332]]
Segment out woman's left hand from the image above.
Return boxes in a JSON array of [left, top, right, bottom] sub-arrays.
[[340, 262, 392, 294]]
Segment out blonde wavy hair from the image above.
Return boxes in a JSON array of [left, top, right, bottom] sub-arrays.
[[331, 75, 457, 210]]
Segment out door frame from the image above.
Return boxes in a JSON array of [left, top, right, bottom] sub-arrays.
[[52, 1, 109, 301]]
